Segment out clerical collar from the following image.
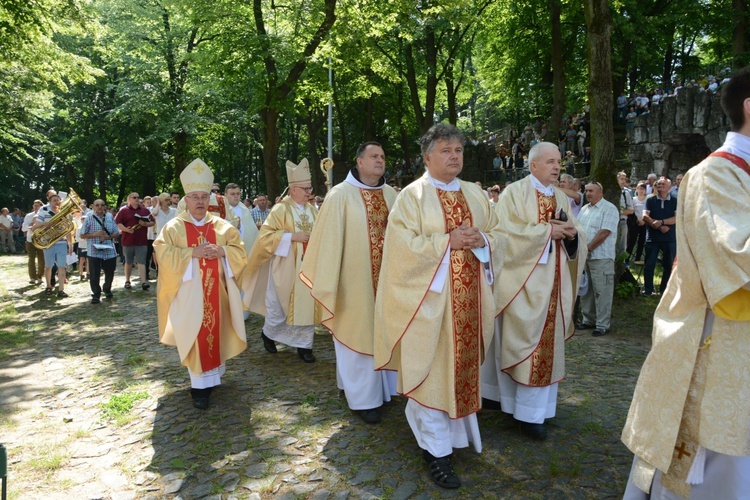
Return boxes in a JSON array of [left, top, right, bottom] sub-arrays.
[[718, 132, 750, 164], [189, 213, 207, 226], [529, 174, 555, 196], [348, 168, 385, 189], [426, 172, 460, 192]]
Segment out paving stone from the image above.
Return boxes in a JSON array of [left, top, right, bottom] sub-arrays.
[[392, 481, 419, 500], [349, 469, 377, 485]]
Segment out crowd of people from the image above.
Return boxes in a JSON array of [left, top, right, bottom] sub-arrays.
[[2, 67, 748, 497]]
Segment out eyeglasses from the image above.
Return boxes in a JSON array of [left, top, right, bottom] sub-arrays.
[[186, 194, 210, 202], [296, 186, 314, 193], [211, 189, 220, 193]]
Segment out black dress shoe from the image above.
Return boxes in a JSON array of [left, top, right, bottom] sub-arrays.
[[297, 348, 316, 363], [191, 388, 212, 409], [91, 297, 100, 304], [575, 322, 595, 330], [592, 329, 610, 337], [517, 419, 548, 440], [261, 331, 277, 353], [358, 408, 381, 424]]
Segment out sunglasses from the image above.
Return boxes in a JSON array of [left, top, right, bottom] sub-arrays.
[[211, 189, 220, 193]]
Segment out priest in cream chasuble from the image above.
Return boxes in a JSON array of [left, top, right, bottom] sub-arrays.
[[243, 158, 321, 362], [374, 123, 506, 489], [622, 73, 750, 499], [154, 159, 247, 410], [300, 143, 399, 423], [481, 142, 585, 440]]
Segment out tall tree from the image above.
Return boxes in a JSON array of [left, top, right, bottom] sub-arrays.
[[252, 0, 336, 200], [583, 0, 617, 202]]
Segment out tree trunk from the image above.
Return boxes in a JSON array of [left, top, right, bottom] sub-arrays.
[[173, 129, 190, 183], [549, 0, 566, 140], [446, 63, 458, 126], [733, 0, 750, 69], [364, 95, 375, 140], [662, 24, 675, 87], [583, 0, 618, 204], [96, 145, 107, 200], [261, 106, 282, 201]]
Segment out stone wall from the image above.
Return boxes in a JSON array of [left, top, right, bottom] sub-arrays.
[[628, 88, 729, 180]]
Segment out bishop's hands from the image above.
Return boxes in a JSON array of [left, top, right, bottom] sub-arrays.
[[291, 231, 310, 243], [550, 212, 577, 241], [450, 220, 485, 250], [192, 242, 225, 260]]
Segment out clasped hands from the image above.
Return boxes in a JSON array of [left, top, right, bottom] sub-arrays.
[[192, 242, 225, 260], [550, 217, 577, 241], [450, 220, 485, 250]]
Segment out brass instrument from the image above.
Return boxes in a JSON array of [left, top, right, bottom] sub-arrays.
[[32, 188, 82, 249]]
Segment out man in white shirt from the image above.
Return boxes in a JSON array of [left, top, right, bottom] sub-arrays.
[[0, 208, 14, 254], [576, 182, 619, 336]]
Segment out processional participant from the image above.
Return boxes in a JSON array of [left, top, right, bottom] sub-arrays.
[[481, 142, 585, 440], [300, 142, 398, 424], [374, 123, 505, 489], [154, 159, 247, 410], [622, 66, 750, 499], [224, 182, 259, 320], [243, 159, 321, 363]]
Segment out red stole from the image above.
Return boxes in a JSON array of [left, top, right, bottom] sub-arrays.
[[185, 221, 221, 372], [437, 189, 482, 418], [208, 195, 227, 220], [360, 189, 389, 296], [528, 191, 559, 386]]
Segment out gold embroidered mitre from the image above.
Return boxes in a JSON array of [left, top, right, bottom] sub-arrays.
[[286, 158, 311, 187], [181, 158, 214, 194]]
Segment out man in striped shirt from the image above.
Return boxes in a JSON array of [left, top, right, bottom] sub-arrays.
[[81, 199, 120, 304]]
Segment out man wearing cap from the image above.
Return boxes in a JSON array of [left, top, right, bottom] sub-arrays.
[[154, 158, 248, 410], [244, 159, 320, 363], [300, 142, 398, 424]]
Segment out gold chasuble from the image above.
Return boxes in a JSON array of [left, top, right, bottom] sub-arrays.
[[622, 153, 750, 496], [374, 174, 506, 419], [495, 177, 586, 387], [243, 197, 321, 325], [299, 181, 398, 355], [154, 211, 248, 373]]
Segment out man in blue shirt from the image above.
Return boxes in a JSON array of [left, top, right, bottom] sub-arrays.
[[642, 179, 677, 296], [81, 199, 121, 304]]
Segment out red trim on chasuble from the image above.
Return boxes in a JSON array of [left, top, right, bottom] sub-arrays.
[[528, 191, 559, 386], [710, 151, 750, 175], [437, 189, 481, 418], [207, 195, 227, 220], [185, 222, 222, 372], [360, 189, 389, 296]]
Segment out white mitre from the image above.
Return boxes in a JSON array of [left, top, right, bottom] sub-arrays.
[[180, 158, 214, 194], [286, 158, 311, 187]]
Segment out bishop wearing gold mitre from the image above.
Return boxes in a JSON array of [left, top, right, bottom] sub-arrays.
[[154, 159, 248, 410], [374, 123, 506, 489], [243, 158, 321, 363]]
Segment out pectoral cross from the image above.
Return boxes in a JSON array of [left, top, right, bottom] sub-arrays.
[[674, 442, 691, 460]]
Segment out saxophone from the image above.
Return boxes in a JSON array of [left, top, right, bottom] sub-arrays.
[[32, 188, 83, 249]]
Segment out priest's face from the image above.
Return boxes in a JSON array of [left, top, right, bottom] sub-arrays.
[[225, 187, 241, 207], [529, 145, 561, 187], [185, 191, 210, 219], [424, 139, 463, 184], [356, 145, 386, 186]]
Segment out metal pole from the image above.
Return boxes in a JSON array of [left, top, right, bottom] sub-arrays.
[[327, 58, 334, 189]]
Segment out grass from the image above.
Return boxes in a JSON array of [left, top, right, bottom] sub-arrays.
[[101, 390, 149, 426], [0, 301, 33, 361]]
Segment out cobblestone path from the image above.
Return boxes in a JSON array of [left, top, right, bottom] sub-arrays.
[[0, 255, 654, 498]]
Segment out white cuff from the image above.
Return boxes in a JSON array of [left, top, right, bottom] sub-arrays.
[[275, 233, 292, 257]]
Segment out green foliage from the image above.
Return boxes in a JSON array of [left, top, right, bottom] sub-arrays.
[[615, 281, 638, 299]]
